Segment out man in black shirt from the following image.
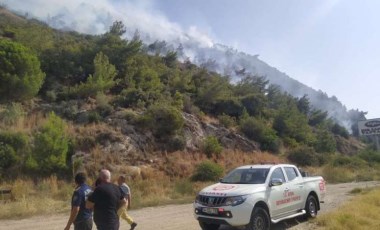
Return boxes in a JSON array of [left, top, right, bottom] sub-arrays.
[[86, 169, 127, 230]]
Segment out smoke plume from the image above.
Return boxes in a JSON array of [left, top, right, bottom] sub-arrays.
[[2, 0, 362, 129]]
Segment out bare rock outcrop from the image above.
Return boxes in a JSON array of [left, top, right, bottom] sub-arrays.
[[183, 113, 260, 152]]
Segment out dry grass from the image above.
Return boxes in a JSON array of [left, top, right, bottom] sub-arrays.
[[320, 165, 380, 183], [0, 166, 212, 220], [0, 109, 46, 134], [315, 188, 380, 230], [199, 114, 219, 124], [0, 150, 281, 219], [0, 176, 72, 219]]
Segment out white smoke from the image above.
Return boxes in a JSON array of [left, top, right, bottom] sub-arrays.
[[2, 0, 361, 129], [1, 0, 214, 47]]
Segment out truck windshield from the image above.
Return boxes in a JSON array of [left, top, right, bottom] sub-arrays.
[[220, 168, 269, 184]]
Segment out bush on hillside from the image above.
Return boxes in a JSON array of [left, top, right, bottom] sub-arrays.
[[203, 136, 223, 158], [358, 149, 380, 164], [274, 106, 315, 145], [0, 40, 45, 102], [138, 104, 184, 138], [0, 131, 29, 151], [0, 144, 18, 173], [331, 123, 349, 139], [218, 114, 236, 128], [191, 161, 224, 182], [240, 117, 280, 152], [28, 112, 69, 175], [332, 155, 367, 169], [66, 52, 117, 98], [0, 103, 25, 125], [167, 134, 186, 152], [313, 129, 337, 153], [287, 147, 319, 166], [212, 98, 244, 118]]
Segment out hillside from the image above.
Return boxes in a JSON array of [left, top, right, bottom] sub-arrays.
[[0, 7, 377, 181], [180, 43, 368, 130]]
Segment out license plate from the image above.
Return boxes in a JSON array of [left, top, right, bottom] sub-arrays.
[[202, 208, 218, 215]]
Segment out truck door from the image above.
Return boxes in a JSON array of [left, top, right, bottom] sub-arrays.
[[268, 167, 294, 219], [283, 167, 304, 211]]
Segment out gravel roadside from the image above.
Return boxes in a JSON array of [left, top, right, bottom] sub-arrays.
[[0, 181, 379, 230]]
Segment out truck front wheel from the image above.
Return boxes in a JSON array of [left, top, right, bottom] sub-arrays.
[[199, 221, 220, 230], [246, 207, 271, 230], [305, 195, 318, 218]]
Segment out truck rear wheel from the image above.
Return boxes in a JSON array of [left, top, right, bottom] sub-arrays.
[[305, 195, 318, 218], [199, 221, 220, 230], [246, 207, 270, 230]]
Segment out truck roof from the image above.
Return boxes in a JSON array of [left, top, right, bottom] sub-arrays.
[[236, 164, 296, 170]]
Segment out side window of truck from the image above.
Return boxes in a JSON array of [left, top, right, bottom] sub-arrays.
[[284, 167, 298, 181], [270, 168, 286, 182]]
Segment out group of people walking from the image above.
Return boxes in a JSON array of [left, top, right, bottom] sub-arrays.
[[64, 170, 138, 230]]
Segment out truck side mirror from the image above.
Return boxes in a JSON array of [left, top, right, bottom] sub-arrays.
[[269, 178, 283, 187]]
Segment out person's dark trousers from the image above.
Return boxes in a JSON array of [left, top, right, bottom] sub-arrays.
[[74, 218, 93, 230], [95, 222, 120, 230]]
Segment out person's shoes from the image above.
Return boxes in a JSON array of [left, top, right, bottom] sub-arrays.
[[130, 222, 137, 230]]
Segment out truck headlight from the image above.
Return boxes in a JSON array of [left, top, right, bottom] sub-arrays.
[[225, 195, 247, 206], [195, 194, 201, 204]]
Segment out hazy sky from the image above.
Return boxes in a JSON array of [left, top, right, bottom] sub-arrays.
[[3, 0, 380, 118], [152, 0, 380, 118]]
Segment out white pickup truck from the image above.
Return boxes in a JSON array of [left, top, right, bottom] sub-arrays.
[[194, 164, 325, 230]]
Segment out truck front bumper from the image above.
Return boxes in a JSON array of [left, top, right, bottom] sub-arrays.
[[193, 202, 252, 227]]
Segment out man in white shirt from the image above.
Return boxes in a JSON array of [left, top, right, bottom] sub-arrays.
[[117, 175, 137, 230]]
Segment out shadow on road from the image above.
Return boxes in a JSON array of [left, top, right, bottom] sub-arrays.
[[218, 217, 309, 230]]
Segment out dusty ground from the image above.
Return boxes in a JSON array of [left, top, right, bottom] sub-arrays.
[[0, 181, 379, 230]]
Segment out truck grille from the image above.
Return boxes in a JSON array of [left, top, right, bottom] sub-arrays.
[[198, 195, 227, 207]]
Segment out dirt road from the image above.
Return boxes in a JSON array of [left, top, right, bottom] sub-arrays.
[[0, 181, 379, 230]]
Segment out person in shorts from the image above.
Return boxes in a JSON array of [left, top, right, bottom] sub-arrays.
[[64, 172, 93, 230]]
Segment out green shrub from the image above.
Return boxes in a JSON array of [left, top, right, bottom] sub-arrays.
[[282, 137, 299, 148], [313, 129, 336, 153], [218, 114, 236, 128], [0, 103, 25, 125], [212, 98, 244, 118], [87, 111, 102, 124], [0, 40, 45, 102], [67, 52, 117, 98], [287, 147, 319, 166], [60, 102, 79, 120], [45, 90, 57, 102], [358, 149, 380, 164], [331, 123, 349, 139], [0, 131, 29, 151], [0, 143, 18, 172], [95, 92, 109, 107], [167, 135, 186, 152], [183, 95, 202, 116], [203, 136, 223, 158], [239, 117, 279, 152], [123, 110, 138, 123], [96, 104, 113, 117], [191, 161, 224, 182], [29, 112, 69, 175], [139, 104, 184, 138], [241, 93, 267, 116], [172, 91, 184, 110], [332, 155, 366, 169], [273, 106, 315, 145]]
